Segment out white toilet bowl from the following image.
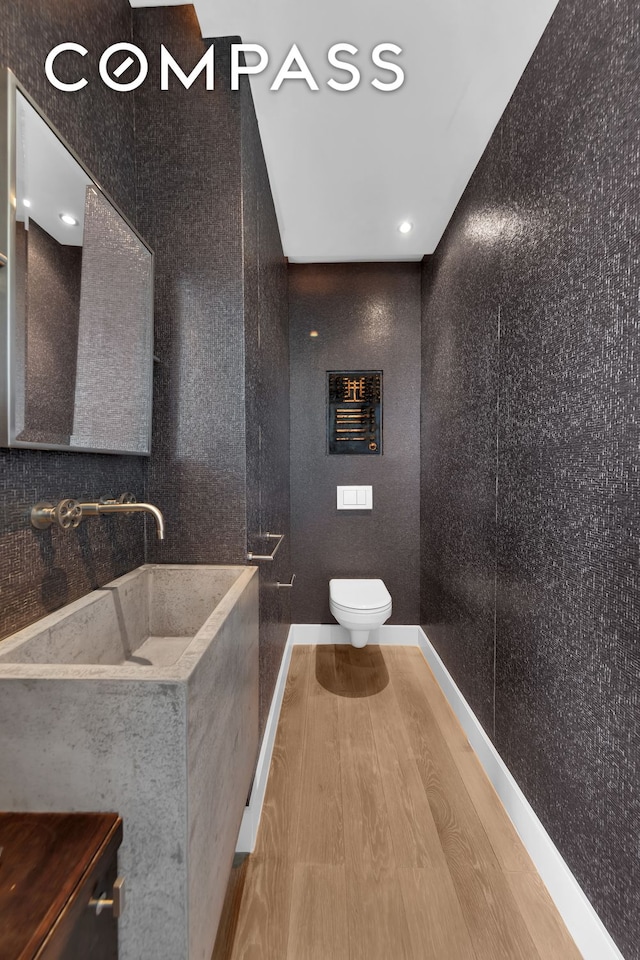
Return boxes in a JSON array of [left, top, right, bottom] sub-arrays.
[[329, 578, 392, 648]]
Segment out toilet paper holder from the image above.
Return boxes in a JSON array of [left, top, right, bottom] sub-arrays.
[[277, 574, 296, 589]]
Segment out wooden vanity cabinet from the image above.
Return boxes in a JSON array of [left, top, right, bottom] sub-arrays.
[[0, 812, 123, 960]]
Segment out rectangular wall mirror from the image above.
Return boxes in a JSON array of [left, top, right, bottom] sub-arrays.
[[0, 69, 154, 455]]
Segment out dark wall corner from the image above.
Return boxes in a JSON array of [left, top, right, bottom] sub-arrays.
[[290, 262, 421, 626], [133, 12, 291, 736]]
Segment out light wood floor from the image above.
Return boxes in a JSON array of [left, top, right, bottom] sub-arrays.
[[212, 645, 582, 960]]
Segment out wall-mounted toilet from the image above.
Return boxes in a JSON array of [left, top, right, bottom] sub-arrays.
[[329, 578, 392, 648]]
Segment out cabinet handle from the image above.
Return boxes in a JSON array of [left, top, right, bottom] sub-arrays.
[[0, 253, 7, 268], [88, 876, 125, 918]]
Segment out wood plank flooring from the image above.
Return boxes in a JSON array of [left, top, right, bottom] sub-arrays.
[[212, 645, 582, 960]]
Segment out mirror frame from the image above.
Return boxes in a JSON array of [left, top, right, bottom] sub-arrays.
[[0, 67, 155, 455]]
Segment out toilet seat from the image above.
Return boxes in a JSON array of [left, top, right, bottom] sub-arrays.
[[330, 598, 391, 617], [329, 578, 392, 612]]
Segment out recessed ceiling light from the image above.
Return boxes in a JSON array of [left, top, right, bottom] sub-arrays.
[[23, 199, 31, 208], [59, 213, 78, 226], [398, 221, 413, 234], [309, 330, 319, 338]]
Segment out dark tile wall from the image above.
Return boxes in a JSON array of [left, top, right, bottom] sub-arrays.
[[241, 79, 291, 738], [420, 141, 502, 734], [133, 10, 290, 736], [134, 15, 247, 566], [421, 0, 640, 953], [290, 263, 421, 625], [0, 0, 146, 641], [22, 221, 81, 444]]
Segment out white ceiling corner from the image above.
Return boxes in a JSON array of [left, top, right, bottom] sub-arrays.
[[129, 0, 559, 262]]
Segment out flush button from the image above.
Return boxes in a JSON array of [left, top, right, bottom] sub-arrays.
[[337, 486, 373, 510]]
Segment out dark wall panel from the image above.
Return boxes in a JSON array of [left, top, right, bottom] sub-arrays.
[[134, 15, 247, 565], [241, 80, 291, 737], [22, 221, 81, 444], [421, 0, 640, 953], [134, 10, 290, 736], [420, 160, 500, 733], [290, 263, 421, 625], [0, 0, 145, 642]]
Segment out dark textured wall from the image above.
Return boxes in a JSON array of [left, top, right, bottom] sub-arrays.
[[0, 0, 146, 642], [421, 0, 640, 954], [241, 79, 291, 737], [22, 220, 81, 445], [290, 263, 421, 625], [134, 15, 247, 566], [134, 10, 290, 736]]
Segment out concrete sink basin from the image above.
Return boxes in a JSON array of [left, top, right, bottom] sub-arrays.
[[0, 564, 246, 668], [0, 564, 259, 960]]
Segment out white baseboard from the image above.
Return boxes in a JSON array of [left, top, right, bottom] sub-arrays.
[[289, 622, 421, 645], [236, 637, 293, 853], [417, 628, 624, 960], [237, 622, 623, 960]]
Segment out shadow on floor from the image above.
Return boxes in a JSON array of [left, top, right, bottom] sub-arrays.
[[315, 643, 389, 697]]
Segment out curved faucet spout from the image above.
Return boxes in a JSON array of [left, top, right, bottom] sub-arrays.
[[78, 500, 165, 540]]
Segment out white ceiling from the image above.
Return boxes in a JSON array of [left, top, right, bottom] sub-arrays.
[[17, 91, 91, 245], [130, 0, 558, 262]]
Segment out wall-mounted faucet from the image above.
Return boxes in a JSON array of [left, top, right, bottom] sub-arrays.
[[31, 494, 165, 541]]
